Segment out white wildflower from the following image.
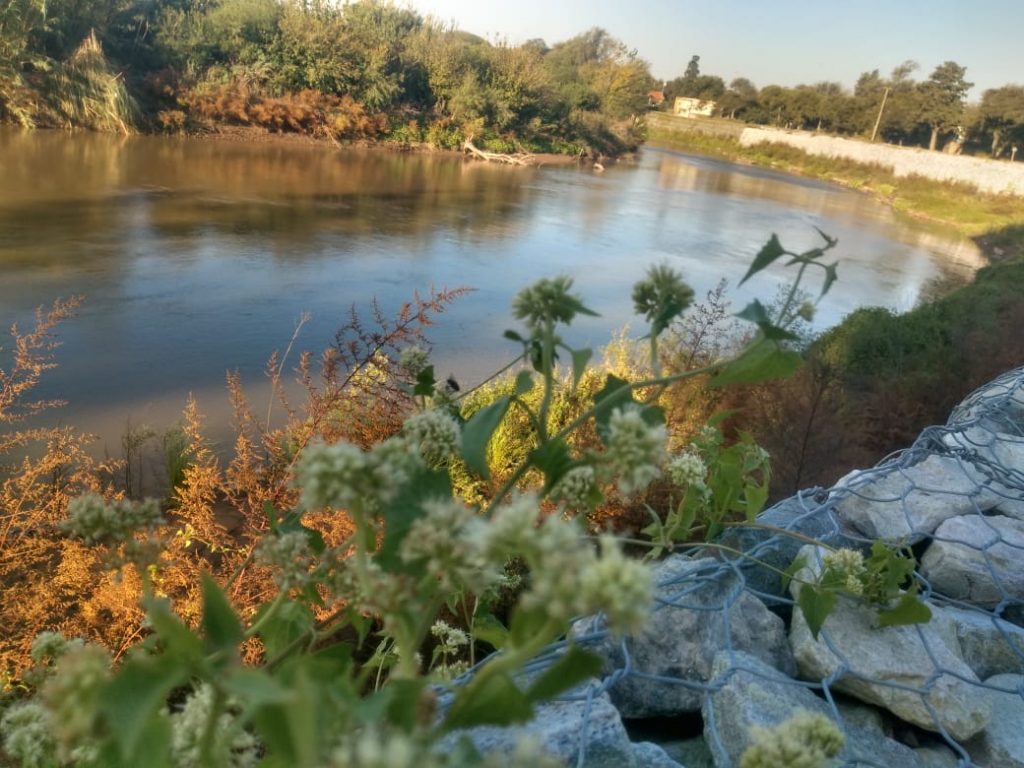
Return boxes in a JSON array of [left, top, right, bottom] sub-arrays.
[[295, 438, 420, 513], [62, 494, 164, 544], [666, 451, 706, 489], [604, 406, 667, 496], [41, 644, 110, 759], [483, 493, 541, 556], [740, 709, 844, 768], [0, 702, 58, 768], [398, 346, 431, 377], [430, 620, 469, 648], [401, 499, 492, 592], [332, 729, 428, 768], [550, 466, 597, 510], [578, 536, 653, 636], [255, 531, 316, 591], [30, 631, 83, 664], [403, 409, 461, 465], [169, 684, 258, 768]]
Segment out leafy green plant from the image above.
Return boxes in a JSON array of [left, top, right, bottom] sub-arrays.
[[0, 233, 932, 768]]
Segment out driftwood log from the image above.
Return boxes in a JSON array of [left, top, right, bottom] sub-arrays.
[[462, 139, 536, 166]]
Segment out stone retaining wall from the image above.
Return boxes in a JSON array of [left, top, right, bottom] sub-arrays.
[[740, 125, 1024, 196]]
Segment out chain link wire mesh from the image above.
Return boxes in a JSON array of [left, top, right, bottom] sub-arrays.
[[556, 368, 1024, 767]]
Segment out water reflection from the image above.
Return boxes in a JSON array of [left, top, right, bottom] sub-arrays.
[[0, 131, 983, 451]]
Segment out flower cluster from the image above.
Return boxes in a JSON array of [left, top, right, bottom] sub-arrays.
[[401, 498, 493, 593], [0, 702, 58, 768], [604, 406, 667, 496], [740, 709, 844, 768], [666, 451, 707, 489], [61, 494, 164, 544], [402, 409, 461, 466], [169, 685, 259, 768], [507, 511, 653, 635], [631, 264, 694, 334], [398, 345, 430, 378], [295, 437, 419, 512], [40, 644, 110, 761], [550, 465, 597, 510], [512, 275, 587, 331], [256, 531, 317, 592], [822, 548, 868, 596]]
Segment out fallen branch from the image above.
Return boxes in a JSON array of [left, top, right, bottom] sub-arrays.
[[462, 139, 536, 166]]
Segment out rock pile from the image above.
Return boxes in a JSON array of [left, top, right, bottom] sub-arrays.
[[446, 369, 1024, 767]]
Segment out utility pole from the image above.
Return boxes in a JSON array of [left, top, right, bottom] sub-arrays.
[[870, 87, 890, 143]]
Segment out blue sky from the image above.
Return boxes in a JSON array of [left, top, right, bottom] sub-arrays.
[[411, 0, 1021, 97]]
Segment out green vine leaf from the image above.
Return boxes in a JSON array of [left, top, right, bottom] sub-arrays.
[[739, 234, 786, 285], [797, 583, 837, 641], [461, 396, 511, 480]]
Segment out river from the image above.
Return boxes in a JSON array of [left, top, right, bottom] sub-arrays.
[[0, 129, 983, 454]]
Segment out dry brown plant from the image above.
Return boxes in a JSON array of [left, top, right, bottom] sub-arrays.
[[0, 298, 123, 682]]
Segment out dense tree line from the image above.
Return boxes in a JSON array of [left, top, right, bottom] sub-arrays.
[[0, 0, 656, 154], [660, 55, 1024, 157]]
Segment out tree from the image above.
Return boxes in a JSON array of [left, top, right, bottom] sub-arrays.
[[975, 85, 1024, 157], [917, 60, 972, 151], [718, 77, 757, 120]]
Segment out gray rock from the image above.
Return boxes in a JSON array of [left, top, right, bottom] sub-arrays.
[[574, 556, 796, 717], [702, 651, 923, 767], [787, 551, 991, 741], [912, 744, 962, 768], [930, 603, 1024, 678], [832, 456, 986, 544], [942, 425, 1024, 474], [438, 680, 636, 767], [920, 514, 1024, 607], [948, 373, 1024, 432], [964, 674, 1024, 768], [630, 741, 686, 767], [658, 738, 713, 768]]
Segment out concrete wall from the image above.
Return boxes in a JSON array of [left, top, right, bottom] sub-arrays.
[[645, 112, 1024, 197], [738, 126, 1024, 196]]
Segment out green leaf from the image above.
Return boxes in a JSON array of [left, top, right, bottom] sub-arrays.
[[709, 337, 802, 388], [442, 671, 533, 730], [385, 678, 428, 732], [514, 370, 534, 395], [413, 365, 437, 396], [377, 465, 451, 571], [530, 438, 574, 494], [461, 396, 511, 480], [878, 593, 932, 628], [201, 573, 244, 657], [569, 346, 593, 390], [797, 584, 837, 641], [471, 613, 509, 650], [781, 555, 807, 593], [142, 596, 203, 663], [820, 262, 839, 298], [509, 604, 550, 649], [593, 374, 633, 438], [739, 234, 786, 285], [101, 655, 184, 763], [525, 647, 603, 703], [735, 300, 799, 341], [504, 329, 525, 343], [224, 668, 290, 709], [255, 599, 315, 658], [264, 501, 280, 533]]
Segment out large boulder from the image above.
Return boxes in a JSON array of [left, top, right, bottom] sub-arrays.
[[832, 456, 987, 544], [920, 514, 1024, 607], [964, 674, 1024, 768], [788, 546, 991, 741], [436, 680, 636, 767], [930, 603, 1024, 678], [702, 651, 923, 767], [574, 555, 796, 717]]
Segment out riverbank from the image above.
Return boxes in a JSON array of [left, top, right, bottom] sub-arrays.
[[646, 125, 1024, 264]]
